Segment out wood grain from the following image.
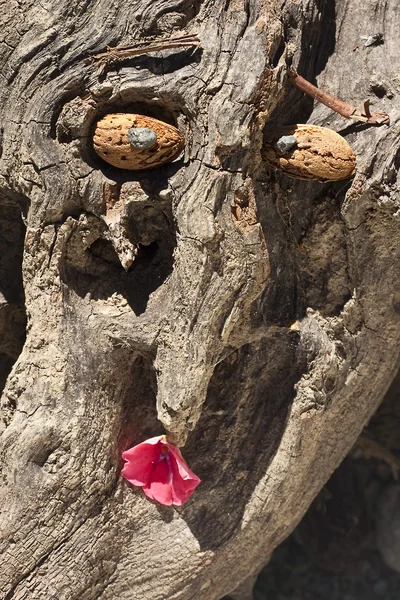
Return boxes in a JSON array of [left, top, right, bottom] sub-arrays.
[[0, 0, 399, 598]]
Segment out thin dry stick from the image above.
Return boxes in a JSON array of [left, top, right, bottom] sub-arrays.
[[288, 68, 390, 126], [94, 34, 201, 75]]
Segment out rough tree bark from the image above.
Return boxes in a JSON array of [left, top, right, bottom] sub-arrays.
[[0, 0, 399, 598]]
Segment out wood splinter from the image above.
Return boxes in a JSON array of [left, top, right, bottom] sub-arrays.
[[94, 34, 201, 76], [288, 68, 390, 126]]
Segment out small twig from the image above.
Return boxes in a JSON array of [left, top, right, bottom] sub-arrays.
[[93, 34, 201, 76], [288, 68, 390, 126]]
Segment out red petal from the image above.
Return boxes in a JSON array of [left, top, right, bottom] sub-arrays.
[[142, 457, 173, 505], [121, 436, 201, 506], [169, 453, 201, 505], [168, 444, 201, 484], [121, 438, 162, 486]]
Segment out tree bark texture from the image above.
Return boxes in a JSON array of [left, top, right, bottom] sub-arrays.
[[0, 0, 399, 598]]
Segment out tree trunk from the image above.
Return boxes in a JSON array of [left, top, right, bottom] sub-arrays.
[[0, 0, 399, 598]]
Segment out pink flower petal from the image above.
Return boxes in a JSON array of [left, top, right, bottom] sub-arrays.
[[121, 438, 162, 486], [121, 435, 201, 506], [169, 458, 200, 505], [142, 456, 173, 505], [168, 444, 201, 484]]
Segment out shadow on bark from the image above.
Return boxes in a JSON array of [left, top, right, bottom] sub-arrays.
[[256, 174, 352, 324], [268, 0, 337, 127], [97, 46, 202, 82], [63, 239, 175, 316], [61, 194, 176, 317], [119, 353, 161, 450], [0, 191, 27, 397], [180, 330, 306, 550]]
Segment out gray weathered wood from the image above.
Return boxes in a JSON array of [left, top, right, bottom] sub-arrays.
[[0, 0, 399, 598]]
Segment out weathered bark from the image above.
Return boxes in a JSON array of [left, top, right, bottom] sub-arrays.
[[0, 0, 399, 598]]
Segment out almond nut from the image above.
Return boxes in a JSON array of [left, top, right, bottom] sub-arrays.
[[262, 124, 356, 181], [93, 113, 185, 170]]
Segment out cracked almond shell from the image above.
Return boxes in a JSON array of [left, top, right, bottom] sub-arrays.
[[263, 124, 356, 181], [93, 113, 185, 170]]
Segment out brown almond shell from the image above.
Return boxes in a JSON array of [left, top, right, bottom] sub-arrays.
[[262, 124, 356, 182], [93, 113, 185, 170]]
